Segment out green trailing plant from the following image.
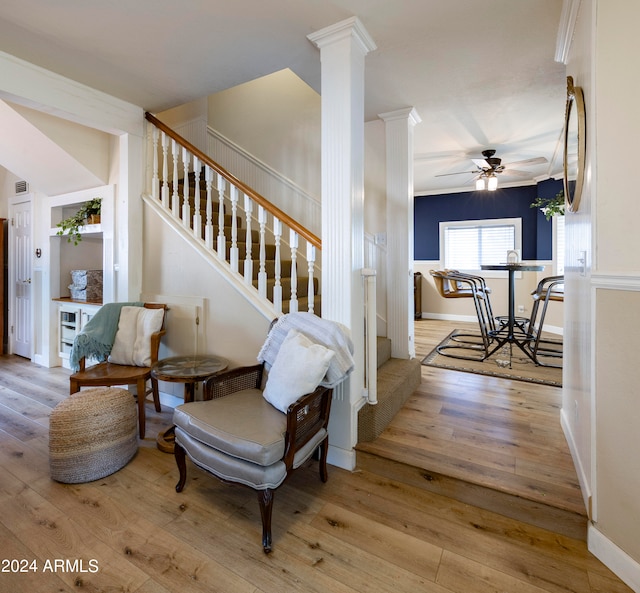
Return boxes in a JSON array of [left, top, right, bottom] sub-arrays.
[[530, 190, 565, 221], [56, 198, 102, 245]]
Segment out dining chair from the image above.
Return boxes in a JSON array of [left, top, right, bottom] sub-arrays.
[[430, 269, 495, 360], [527, 275, 564, 366]]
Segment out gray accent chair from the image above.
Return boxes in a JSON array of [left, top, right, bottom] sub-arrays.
[[173, 363, 333, 553]]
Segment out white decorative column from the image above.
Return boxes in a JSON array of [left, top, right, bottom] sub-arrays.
[[116, 132, 144, 301], [379, 108, 421, 359], [308, 17, 376, 470]]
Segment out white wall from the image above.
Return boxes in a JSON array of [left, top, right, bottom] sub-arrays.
[[208, 69, 322, 199], [9, 102, 111, 184], [591, 0, 640, 582], [141, 202, 270, 369], [563, 0, 640, 589]]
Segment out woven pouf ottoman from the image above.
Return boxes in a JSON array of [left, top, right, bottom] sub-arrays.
[[49, 387, 138, 483]]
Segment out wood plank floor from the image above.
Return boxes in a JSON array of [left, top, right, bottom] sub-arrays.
[[0, 349, 633, 593], [357, 319, 586, 539]]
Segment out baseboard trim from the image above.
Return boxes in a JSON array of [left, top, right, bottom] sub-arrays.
[[589, 525, 640, 593], [328, 444, 356, 471], [421, 312, 477, 324], [560, 408, 591, 515]]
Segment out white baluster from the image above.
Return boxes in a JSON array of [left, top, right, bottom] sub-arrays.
[[289, 229, 298, 313], [257, 206, 267, 298], [171, 139, 179, 217], [161, 132, 169, 208], [229, 186, 239, 273], [204, 166, 214, 249], [307, 243, 316, 314], [151, 127, 159, 199], [273, 218, 283, 314], [243, 194, 253, 285], [217, 174, 226, 258], [192, 156, 201, 238], [182, 148, 190, 228]]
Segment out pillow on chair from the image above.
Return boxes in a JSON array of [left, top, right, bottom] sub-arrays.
[[108, 306, 164, 366], [262, 329, 334, 413]]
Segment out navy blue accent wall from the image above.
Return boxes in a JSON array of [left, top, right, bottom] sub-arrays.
[[414, 178, 564, 261]]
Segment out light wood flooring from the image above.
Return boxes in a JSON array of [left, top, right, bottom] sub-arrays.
[[0, 342, 633, 593], [358, 319, 586, 539]]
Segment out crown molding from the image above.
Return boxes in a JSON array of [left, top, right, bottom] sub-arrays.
[[555, 0, 582, 64]]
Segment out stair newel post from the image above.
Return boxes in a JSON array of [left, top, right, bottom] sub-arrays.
[[243, 194, 254, 285], [161, 131, 170, 209], [151, 126, 159, 199], [289, 229, 299, 313], [216, 174, 226, 257], [307, 243, 316, 314], [204, 165, 214, 249], [171, 139, 180, 218], [273, 218, 283, 314], [192, 156, 202, 238], [229, 185, 239, 273], [181, 147, 191, 229], [258, 206, 267, 299]]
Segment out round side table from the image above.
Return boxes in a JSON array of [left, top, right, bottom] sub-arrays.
[[151, 354, 229, 452], [151, 354, 229, 403]]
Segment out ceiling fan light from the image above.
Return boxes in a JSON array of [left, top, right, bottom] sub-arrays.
[[487, 175, 498, 191], [475, 178, 485, 191]]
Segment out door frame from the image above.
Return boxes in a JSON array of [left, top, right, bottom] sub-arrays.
[[8, 194, 34, 359]]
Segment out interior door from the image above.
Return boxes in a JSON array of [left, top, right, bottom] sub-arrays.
[[9, 197, 32, 358]]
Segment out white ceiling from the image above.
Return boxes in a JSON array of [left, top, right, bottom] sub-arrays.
[[0, 0, 566, 195]]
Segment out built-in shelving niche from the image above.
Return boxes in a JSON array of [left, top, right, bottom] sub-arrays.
[[46, 185, 115, 367], [48, 185, 114, 304]]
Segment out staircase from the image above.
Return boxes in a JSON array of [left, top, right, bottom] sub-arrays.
[[357, 337, 422, 442], [146, 112, 322, 318], [148, 114, 421, 440], [180, 172, 321, 314]]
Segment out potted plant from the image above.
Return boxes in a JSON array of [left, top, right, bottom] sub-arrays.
[[56, 198, 102, 245], [530, 190, 565, 221]]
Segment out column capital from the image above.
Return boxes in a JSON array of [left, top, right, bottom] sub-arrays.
[[307, 16, 377, 55], [378, 107, 422, 127]]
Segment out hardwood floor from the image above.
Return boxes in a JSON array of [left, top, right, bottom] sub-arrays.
[[0, 347, 633, 593], [358, 319, 586, 538]]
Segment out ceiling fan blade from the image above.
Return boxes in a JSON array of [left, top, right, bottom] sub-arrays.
[[471, 158, 490, 168], [505, 156, 548, 167], [502, 169, 533, 177], [435, 169, 478, 178]]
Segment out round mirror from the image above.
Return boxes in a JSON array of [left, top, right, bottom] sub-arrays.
[[563, 76, 586, 212]]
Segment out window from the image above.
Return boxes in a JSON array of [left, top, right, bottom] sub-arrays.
[[440, 218, 522, 272]]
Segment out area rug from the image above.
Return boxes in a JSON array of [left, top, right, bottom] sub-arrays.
[[421, 330, 562, 387]]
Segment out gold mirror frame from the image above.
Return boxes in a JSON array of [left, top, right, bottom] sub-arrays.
[[563, 76, 586, 212]]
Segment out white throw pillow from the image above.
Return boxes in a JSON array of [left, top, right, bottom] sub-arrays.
[[108, 306, 164, 367], [263, 329, 334, 413]]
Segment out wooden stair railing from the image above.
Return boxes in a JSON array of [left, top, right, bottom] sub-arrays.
[[145, 112, 321, 314]]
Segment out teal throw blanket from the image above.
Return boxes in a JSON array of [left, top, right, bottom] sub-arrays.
[[69, 302, 142, 372]]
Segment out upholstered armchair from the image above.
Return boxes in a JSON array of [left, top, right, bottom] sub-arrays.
[[172, 312, 354, 553]]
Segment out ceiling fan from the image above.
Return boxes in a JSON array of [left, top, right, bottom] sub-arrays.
[[436, 149, 548, 190]]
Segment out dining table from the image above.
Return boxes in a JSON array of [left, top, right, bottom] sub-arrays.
[[481, 263, 544, 361]]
